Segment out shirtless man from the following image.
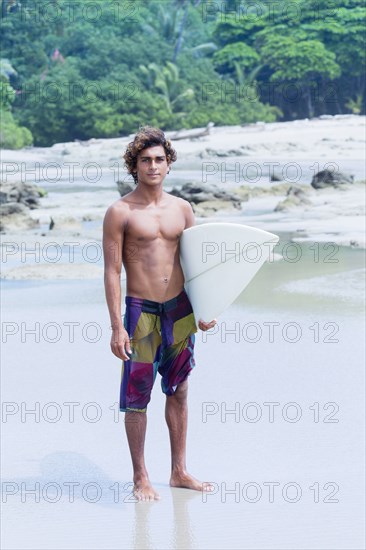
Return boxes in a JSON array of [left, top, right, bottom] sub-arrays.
[[103, 127, 216, 501]]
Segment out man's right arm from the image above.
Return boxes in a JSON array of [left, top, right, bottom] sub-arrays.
[[102, 203, 131, 360]]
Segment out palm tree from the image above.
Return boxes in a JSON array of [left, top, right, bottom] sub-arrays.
[[233, 61, 264, 86], [155, 62, 194, 114], [173, 0, 202, 62], [139, 61, 194, 117], [141, 4, 179, 43]]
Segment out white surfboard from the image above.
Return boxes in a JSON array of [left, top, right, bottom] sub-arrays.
[[180, 223, 279, 323]]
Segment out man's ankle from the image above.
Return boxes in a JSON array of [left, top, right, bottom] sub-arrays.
[[133, 471, 149, 482], [171, 465, 187, 476]]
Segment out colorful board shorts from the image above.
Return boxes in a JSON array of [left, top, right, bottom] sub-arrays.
[[119, 289, 197, 413]]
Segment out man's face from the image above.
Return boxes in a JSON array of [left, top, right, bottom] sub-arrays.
[[135, 145, 170, 186]]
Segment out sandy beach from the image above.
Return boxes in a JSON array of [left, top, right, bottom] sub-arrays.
[[1, 115, 365, 549]]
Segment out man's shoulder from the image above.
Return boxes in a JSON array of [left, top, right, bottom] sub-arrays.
[[106, 195, 133, 212], [166, 192, 192, 211], [104, 196, 131, 222]]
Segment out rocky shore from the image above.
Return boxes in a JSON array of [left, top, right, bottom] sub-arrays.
[[0, 181, 47, 232], [1, 115, 365, 279]]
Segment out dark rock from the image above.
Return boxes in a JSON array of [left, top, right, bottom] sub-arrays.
[[274, 185, 312, 211], [0, 201, 39, 232], [287, 186, 312, 202], [22, 196, 39, 209], [274, 197, 301, 212], [117, 181, 135, 196], [311, 170, 354, 189], [0, 182, 43, 232], [270, 172, 282, 182], [0, 182, 45, 208], [170, 182, 242, 209], [0, 191, 8, 204], [0, 202, 28, 215]]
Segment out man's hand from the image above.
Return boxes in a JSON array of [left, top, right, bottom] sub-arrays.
[[110, 327, 132, 360], [198, 319, 217, 331]]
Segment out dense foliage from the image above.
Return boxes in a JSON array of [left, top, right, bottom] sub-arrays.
[[0, 0, 365, 147], [0, 58, 33, 147]]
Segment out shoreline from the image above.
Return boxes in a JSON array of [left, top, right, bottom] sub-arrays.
[[1, 115, 365, 280], [1, 232, 364, 281]]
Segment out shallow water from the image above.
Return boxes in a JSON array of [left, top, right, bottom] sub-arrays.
[[1, 241, 365, 549]]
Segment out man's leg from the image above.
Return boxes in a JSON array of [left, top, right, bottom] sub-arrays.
[[165, 379, 212, 491], [125, 411, 160, 501]]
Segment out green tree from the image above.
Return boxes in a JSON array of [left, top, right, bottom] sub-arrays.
[[213, 0, 365, 119], [0, 0, 283, 144], [0, 59, 33, 148], [260, 36, 341, 118]]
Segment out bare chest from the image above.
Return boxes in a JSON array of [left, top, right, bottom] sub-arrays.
[[125, 207, 185, 243]]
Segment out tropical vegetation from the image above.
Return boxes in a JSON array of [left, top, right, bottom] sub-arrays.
[[0, 0, 364, 147]]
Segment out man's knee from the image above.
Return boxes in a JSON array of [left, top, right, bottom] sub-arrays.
[[171, 379, 188, 402]]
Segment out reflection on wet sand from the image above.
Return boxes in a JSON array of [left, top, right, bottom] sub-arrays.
[[132, 487, 201, 549], [170, 488, 200, 549], [132, 500, 154, 550]]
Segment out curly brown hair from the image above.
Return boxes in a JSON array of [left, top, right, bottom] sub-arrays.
[[123, 126, 177, 184]]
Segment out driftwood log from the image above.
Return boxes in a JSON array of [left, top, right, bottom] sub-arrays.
[[170, 122, 214, 141]]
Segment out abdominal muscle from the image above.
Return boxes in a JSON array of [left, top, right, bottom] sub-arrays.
[[123, 237, 185, 303]]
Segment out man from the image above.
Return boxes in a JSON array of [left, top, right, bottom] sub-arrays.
[[103, 127, 216, 501]]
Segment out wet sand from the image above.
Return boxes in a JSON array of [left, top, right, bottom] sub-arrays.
[[1, 240, 365, 549]]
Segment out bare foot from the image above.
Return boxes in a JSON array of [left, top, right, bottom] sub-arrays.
[[133, 477, 160, 502], [170, 471, 215, 492]]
